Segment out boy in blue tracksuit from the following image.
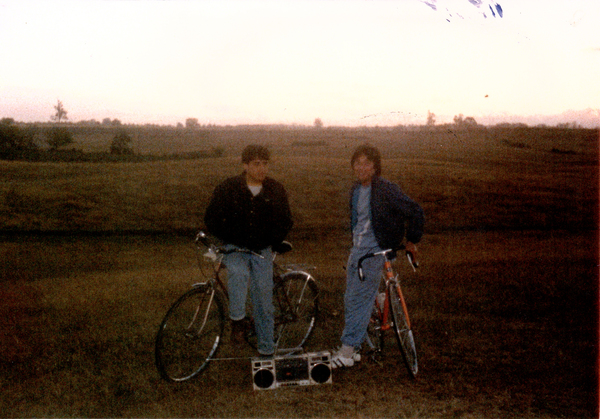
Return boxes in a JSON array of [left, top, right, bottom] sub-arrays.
[[332, 144, 425, 368]]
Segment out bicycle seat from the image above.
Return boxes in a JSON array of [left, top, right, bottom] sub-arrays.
[[272, 241, 292, 255]]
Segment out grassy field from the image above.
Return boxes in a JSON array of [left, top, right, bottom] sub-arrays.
[[0, 126, 597, 417]]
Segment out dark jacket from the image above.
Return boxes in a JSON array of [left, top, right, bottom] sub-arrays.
[[204, 173, 293, 252], [350, 176, 424, 249]]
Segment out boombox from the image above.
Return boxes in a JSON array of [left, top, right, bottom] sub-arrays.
[[251, 351, 332, 390]]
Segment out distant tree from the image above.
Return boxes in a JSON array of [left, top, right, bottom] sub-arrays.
[[453, 114, 477, 128], [102, 118, 112, 126], [426, 111, 436, 126], [556, 121, 581, 129], [77, 119, 100, 126], [314, 118, 324, 129], [186, 118, 200, 129], [51, 100, 68, 123], [110, 130, 134, 155], [46, 126, 74, 150], [463, 116, 478, 127], [453, 114, 464, 126]]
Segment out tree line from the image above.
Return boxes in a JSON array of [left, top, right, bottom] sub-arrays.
[[2, 100, 594, 162], [0, 117, 135, 160]]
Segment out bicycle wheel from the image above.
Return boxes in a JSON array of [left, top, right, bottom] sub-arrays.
[[273, 272, 318, 353], [388, 282, 418, 378], [155, 285, 225, 382]]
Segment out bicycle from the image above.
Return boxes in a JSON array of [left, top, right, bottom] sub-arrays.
[[358, 246, 418, 378], [154, 231, 319, 382]]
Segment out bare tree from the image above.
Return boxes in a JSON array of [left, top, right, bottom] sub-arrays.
[[51, 100, 68, 123]]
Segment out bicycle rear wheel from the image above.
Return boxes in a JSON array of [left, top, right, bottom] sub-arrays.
[[388, 282, 418, 378], [155, 285, 225, 382], [273, 272, 318, 353]]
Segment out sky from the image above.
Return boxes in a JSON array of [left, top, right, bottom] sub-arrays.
[[1, 0, 599, 127]]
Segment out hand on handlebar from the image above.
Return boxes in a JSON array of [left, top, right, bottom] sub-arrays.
[[195, 231, 265, 259], [405, 242, 419, 271]]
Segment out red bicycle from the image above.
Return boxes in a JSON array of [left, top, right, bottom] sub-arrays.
[[358, 247, 418, 378]]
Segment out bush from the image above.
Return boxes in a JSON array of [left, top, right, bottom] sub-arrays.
[[46, 127, 74, 150], [110, 131, 134, 155], [0, 118, 39, 159]]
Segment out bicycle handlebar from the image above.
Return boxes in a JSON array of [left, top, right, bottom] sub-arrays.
[[357, 245, 418, 281], [194, 231, 267, 259]]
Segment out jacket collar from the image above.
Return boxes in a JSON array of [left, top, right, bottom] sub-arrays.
[[236, 171, 272, 189]]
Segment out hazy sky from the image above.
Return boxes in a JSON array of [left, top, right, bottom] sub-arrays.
[[1, 0, 598, 127]]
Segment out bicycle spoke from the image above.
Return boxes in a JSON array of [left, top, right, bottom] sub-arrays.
[[155, 286, 225, 382], [389, 283, 418, 378], [273, 272, 318, 353]]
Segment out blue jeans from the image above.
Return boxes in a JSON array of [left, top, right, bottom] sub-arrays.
[[341, 246, 384, 349], [223, 246, 274, 355]]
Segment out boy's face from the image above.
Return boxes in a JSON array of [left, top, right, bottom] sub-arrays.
[[353, 154, 376, 186], [244, 158, 269, 185]]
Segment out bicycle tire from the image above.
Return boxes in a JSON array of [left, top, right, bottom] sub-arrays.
[[388, 282, 418, 378], [155, 285, 225, 382], [273, 272, 318, 353]]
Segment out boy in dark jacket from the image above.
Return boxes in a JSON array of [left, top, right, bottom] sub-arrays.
[[205, 145, 293, 356]]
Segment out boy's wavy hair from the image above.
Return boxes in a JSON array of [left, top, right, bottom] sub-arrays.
[[351, 144, 382, 177], [242, 145, 270, 164]]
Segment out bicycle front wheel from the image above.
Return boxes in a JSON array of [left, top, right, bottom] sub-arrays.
[[155, 285, 225, 382], [273, 272, 319, 353], [388, 282, 418, 378]]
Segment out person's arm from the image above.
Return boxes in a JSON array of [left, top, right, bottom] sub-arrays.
[[204, 182, 228, 241], [401, 195, 424, 245], [269, 181, 293, 245], [388, 183, 425, 245]]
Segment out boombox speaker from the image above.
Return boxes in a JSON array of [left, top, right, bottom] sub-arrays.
[[252, 351, 332, 390]]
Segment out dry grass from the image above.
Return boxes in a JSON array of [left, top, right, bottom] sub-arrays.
[[0, 127, 597, 234], [0, 127, 597, 417], [0, 230, 596, 418]]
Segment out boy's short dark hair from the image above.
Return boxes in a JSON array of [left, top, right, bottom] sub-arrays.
[[351, 144, 382, 176], [242, 145, 270, 164]]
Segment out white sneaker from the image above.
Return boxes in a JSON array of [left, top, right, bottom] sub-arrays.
[[331, 350, 361, 369]]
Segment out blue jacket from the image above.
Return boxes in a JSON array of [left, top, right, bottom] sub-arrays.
[[350, 176, 424, 249]]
